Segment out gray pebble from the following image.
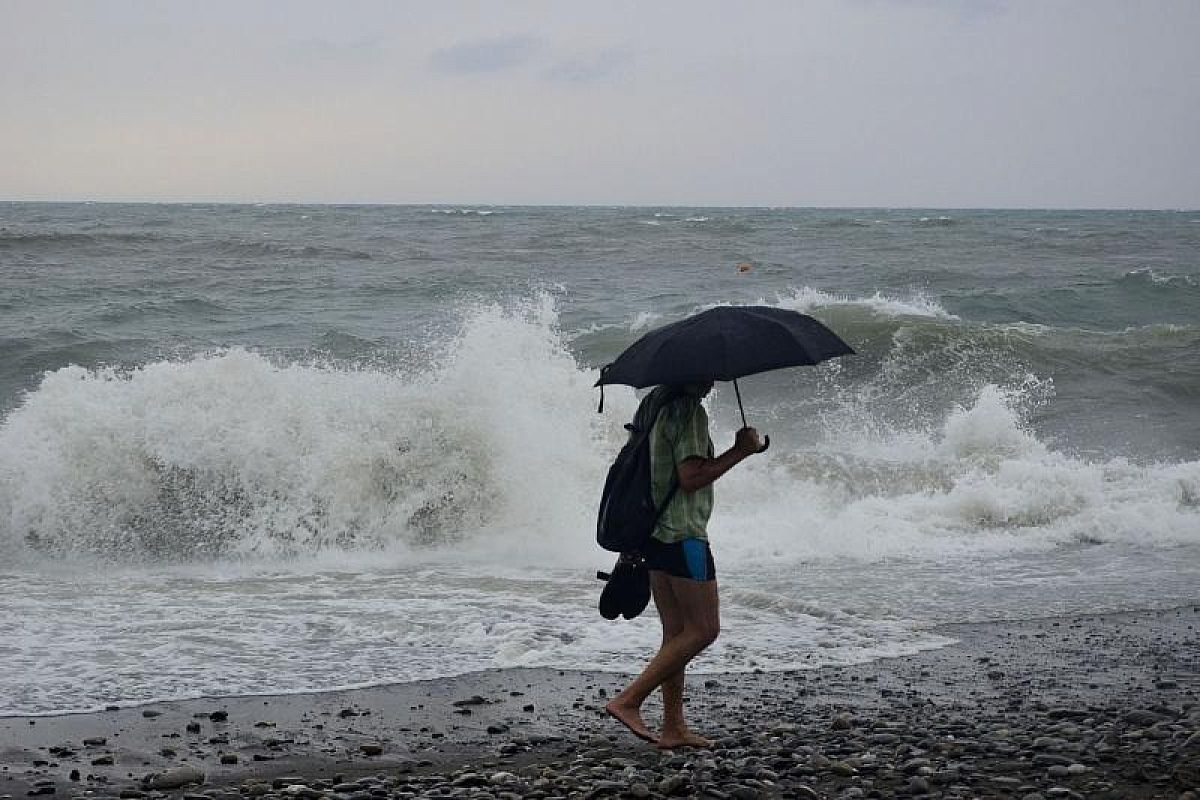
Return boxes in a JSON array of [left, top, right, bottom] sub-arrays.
[[658, 774, 690, 795], [143, 765, 205, 790]]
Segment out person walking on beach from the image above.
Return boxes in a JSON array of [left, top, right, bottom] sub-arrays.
[[605, 381, 763, 748]]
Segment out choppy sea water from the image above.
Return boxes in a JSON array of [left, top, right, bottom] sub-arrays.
[[1, 203, 1198, 716]]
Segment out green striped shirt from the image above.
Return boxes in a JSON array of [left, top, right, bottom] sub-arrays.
[[649, 395, 714, 543]]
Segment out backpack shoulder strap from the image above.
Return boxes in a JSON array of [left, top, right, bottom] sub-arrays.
[[650, 392, 694, 520]]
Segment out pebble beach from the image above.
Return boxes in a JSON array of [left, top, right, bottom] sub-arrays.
[[5, 607, 1198, 800]]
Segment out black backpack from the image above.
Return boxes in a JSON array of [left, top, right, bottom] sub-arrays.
[[596, 387, 685, 554]]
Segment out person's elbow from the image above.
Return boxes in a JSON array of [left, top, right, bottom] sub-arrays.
[[676, 459, 709, 493]]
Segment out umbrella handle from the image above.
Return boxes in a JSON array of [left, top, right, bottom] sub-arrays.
[[733, 380, 770, 454]]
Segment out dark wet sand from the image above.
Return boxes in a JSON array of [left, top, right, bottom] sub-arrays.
[[3, 606, 1198, 799]]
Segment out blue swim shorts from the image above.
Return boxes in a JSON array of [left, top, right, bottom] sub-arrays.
[[641, 537, 716, 582]]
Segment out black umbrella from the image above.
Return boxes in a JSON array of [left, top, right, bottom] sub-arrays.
[[595, 305, 854, 450]]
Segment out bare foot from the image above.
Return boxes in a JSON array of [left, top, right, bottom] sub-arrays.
[[604, 700, 657, 743], [656, 729, 714, 749]]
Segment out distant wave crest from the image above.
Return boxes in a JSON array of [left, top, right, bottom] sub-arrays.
[[1121, 267, 1199, 289], [768, 286, 959, 320]]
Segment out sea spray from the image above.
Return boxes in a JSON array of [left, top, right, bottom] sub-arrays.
[[770, 286, 959, 320], [710, 381, 1200, 564], [3, 297, 1196, 568], [0, 298, 632, 565]]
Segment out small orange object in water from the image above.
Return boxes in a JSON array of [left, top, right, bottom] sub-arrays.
[[737, 262, 753, 273]]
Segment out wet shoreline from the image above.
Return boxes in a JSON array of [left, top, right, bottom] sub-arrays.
[[3, 606, 1198, 799]]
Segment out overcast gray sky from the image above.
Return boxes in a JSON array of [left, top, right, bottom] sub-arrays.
[[2, 1, 1198, 208]]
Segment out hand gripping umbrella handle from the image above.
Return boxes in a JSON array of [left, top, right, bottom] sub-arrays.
[[733, 379, 771, 454]]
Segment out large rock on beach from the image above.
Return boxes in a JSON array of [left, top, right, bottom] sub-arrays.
[[143, 764, 205, 790], [1123, 709, 1170, 726]]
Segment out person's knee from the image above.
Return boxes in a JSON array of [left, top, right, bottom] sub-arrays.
[[684, 619, 719, 650], [699, 619, 720, 648], [661, 623, 685, 644]]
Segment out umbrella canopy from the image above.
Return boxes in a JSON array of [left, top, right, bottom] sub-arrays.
[[596, 305, 854, 389], [594, 306, 854, 451]]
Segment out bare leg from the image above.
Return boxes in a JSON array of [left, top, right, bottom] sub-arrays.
[[605, 572, 719, 746], [604, 572, 680, 742], [650, 573, 688, 741], [653, 574, 687, 740], [656, 576, 718, 749], [660, 667, 685, 733]]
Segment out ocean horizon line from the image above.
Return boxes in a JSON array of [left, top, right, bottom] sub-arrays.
[[1, 199, 1196, 213]]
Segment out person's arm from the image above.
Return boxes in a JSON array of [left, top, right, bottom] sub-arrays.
[[676, 427, 762, 493]]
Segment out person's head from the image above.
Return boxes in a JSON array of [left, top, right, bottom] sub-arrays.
[[674, 381, 714, 398]]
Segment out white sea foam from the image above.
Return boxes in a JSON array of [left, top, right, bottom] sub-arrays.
[[5, 297, 1192, 569], [0, 296, 614, 566], [710, 382, 1200, 565], [628, 311, 662, 332], [766, 286, 959, 320], [0, 559, 956, 716], [1124, 267, 1199, 287], [563, 320, 622, 339]]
